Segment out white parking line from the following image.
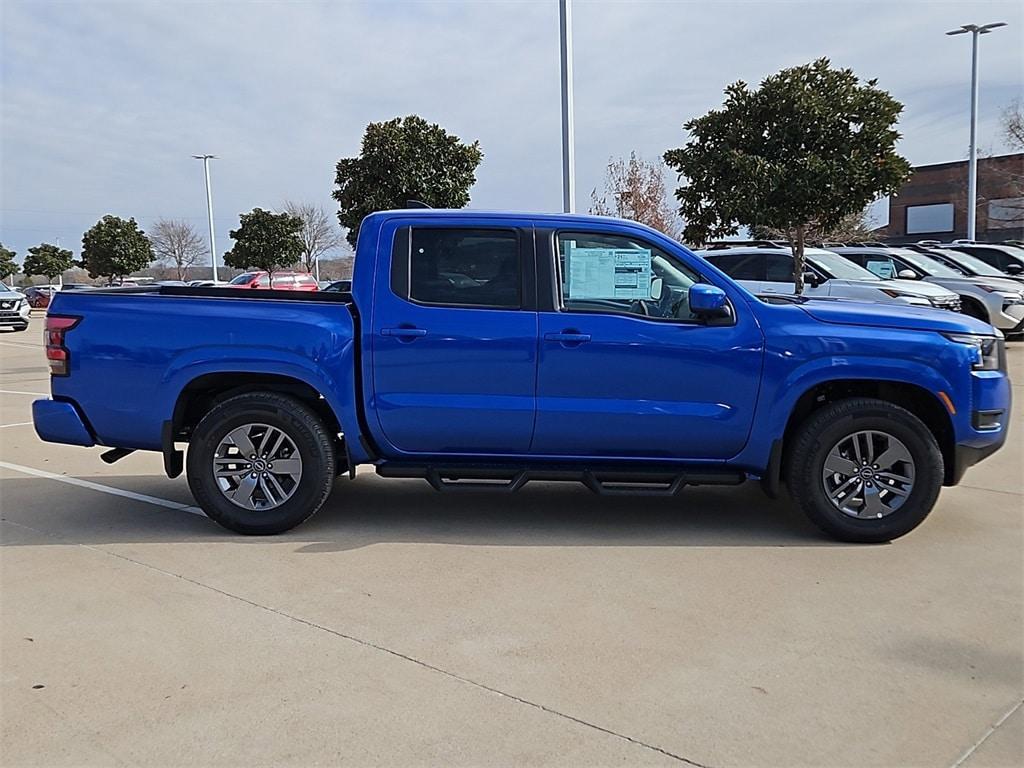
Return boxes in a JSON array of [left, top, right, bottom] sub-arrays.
[[0, 421, 34, 428], [0, 460, 207, 517], [0, 389, 47, 396]]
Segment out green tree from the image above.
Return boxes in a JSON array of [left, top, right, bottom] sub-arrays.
[[23, 243, 74, 284], [0, 243, 17, 282], [223, 208, 304, 275], [80, 215, 154, 283], [333, 115, 483, 246], [664, 58, 911, 292]]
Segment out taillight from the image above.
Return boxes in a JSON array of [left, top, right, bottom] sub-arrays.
[[45, 315, 80, 376]]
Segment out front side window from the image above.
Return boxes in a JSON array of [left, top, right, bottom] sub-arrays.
[[402, 228, 520, 308], [556, 232, 703, 321]]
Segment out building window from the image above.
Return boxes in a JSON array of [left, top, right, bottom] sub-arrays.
[[906, 203, 955, 234], [988, 197, 1024, 230]]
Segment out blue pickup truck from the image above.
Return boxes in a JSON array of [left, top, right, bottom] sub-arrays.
[[33, 211, 1011, 542]]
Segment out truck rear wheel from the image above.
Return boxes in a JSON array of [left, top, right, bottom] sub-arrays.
[[785, 398, 943, 543], [186, 392, 336, 535]]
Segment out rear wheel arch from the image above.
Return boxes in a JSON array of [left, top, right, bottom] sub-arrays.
[[171, 372, 345, 449]]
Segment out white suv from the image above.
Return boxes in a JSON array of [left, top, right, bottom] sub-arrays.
[[829, 246, 1024, 336], [696, 244, 962, 311]]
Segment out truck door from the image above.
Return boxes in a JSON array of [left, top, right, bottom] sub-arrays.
[[369, 220, 538, 455], [532, 227, 763, 460]]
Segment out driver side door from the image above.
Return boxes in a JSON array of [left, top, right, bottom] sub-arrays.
[[531, 228, 764, 460]]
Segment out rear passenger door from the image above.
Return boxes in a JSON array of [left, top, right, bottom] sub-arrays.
[[370, 220, 538, 455]]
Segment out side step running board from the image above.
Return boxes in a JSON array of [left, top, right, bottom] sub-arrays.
[[377, 464, 746, 497]]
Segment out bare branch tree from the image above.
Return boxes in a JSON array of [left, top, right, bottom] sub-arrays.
[[1003, 100, 1024, 151], [590, 153, 681, 238], [283, 201, 345, 277], [150, 218, 207, 280]]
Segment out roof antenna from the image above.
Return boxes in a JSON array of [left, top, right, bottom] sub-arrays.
[[406, 199, 432, 209]]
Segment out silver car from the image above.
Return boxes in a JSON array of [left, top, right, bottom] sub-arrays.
[[0, 282, 31, 332], [696, 245, 962, 311], [830, 246, 1024, 336]]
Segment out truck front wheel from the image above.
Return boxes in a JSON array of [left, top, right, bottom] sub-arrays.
[[186, 392, 336, 535], [785, 398, 943, 543]]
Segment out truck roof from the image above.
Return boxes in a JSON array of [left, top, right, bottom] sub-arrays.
[[367, 209, 659, 229]]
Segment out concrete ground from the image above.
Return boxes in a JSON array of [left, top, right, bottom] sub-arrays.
[[0, 314, 1021, 767]]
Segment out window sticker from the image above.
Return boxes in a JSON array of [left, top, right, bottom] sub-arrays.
[[866, 260, 895, 279], [566, 246, 653, 300]]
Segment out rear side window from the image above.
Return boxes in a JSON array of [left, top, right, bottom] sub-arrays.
[[764, 254, 795, 282], [706, 253, 764, 281], [395, 228, 521, 309]]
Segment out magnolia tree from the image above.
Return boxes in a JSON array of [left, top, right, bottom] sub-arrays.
[[80, 216, 153, 283], [0, 244, 17, 283], [24, 243, 74, 285], [223, 208, 304, 276], [664, 58, 912, 292], [334, 115, 483, 246]]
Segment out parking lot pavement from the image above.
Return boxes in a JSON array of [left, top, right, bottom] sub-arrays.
[[1, 315, 1021, 767]]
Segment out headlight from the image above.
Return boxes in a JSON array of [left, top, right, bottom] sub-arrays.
[[879, 289, 930, 305], [943, 333, 1002, 371]]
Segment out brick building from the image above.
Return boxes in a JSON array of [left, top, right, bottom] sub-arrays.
[[881, 153, 1023, 243]]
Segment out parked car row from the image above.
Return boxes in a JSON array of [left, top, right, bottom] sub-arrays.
[[698, 240, 1024, 337]]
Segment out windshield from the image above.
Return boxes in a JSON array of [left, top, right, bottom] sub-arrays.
[[932, 249, 1007, 277], [894, 250, 963, 277], [0, 282, 10, 292], [229, 273, 255, 285], [809, 251, 881, 281]]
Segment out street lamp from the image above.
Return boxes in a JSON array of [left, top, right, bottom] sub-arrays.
[[192, 154, 219, 282], [946, 22, 1007, 241], [559, 0, 575, 213]]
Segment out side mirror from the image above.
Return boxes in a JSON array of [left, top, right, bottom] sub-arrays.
[[897, 269, 918, 280], [689, 283, 729, 318], [802, 270, 822, 288], [1005, 263, 1023, 275], [650, 277, 664, 301]]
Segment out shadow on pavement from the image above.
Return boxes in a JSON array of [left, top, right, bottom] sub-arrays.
[[0, 473, 854, 550]]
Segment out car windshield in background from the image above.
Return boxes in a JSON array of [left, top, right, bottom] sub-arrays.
[[230, 273, 254, 285], [810, 251, 881, 281], [933, 249, 1008, 277], [896, 250, 963, 277], [0, 282, 10, 291]]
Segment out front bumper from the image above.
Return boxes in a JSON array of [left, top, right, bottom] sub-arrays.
[[993, 300, 1024, 332], [33, 399, 95, 447], [0, 300, 30, 327]]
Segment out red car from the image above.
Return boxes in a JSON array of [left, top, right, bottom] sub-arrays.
[[227, 271, 319, 291]]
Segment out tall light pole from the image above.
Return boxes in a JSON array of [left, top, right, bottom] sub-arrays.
[[559, 0, 575, 213], [192, 154, 219, 281], [946, 22, 1006, 241]]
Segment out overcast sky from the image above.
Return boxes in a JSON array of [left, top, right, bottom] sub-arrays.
[[2, 0, 1022, 262]]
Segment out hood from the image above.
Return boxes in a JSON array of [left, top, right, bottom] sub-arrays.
[[0, 289, 24, 300], [927, 275, 1024, 294], [796, 296, 995, 334], [875, 279, 957, 298]]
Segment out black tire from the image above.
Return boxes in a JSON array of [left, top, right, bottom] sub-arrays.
[[186, 392, 336, 535], [785, 398, 943, 543]]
